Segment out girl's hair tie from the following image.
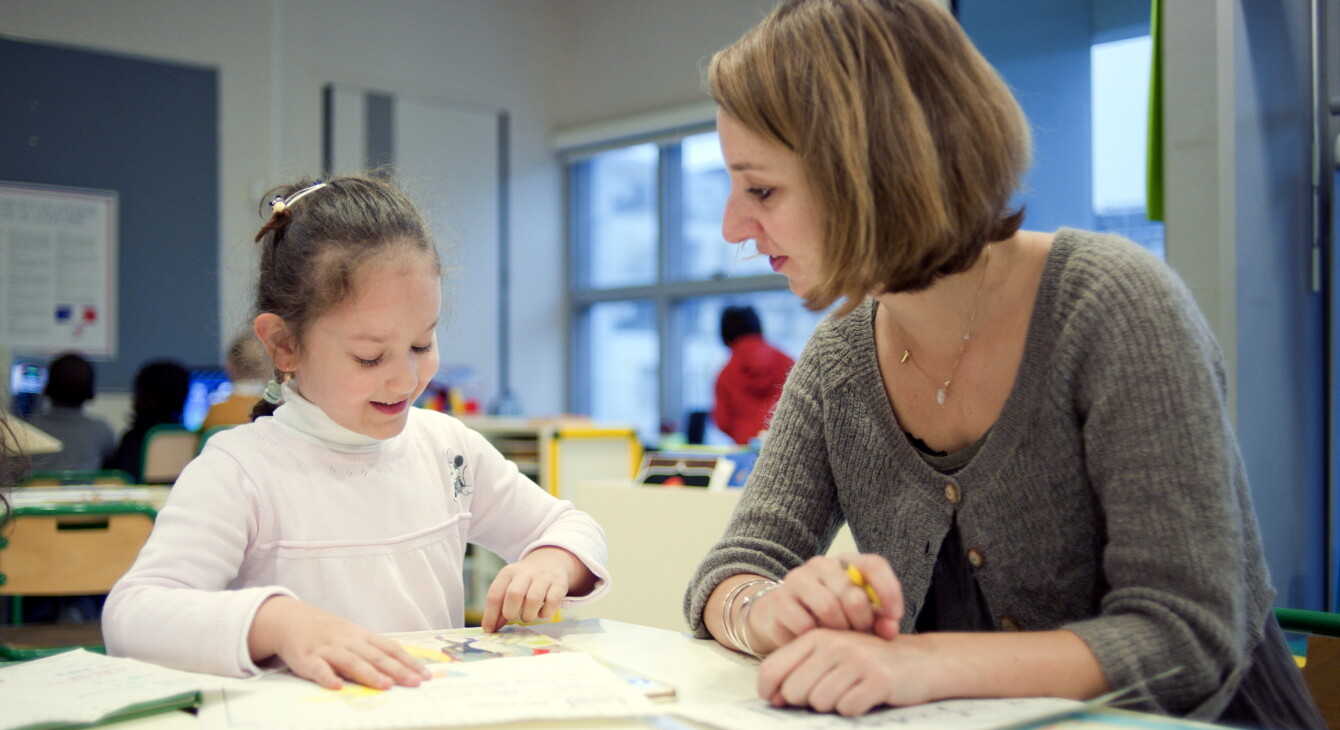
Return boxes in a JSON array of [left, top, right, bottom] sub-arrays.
[[262, 378, 284, 405], [270, 182, 328, 215]]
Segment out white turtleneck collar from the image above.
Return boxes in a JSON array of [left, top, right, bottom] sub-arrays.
[[271, 381, 392, 453]]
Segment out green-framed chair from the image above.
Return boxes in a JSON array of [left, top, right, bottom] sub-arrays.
[[0, 502, 157, 660], [196, 424, 235, 454], [1275, 606, 1340, 728], [19, 469, 135, 487], [139, 424, 197, 484]]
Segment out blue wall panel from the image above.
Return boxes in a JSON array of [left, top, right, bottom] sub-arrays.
[[0, 37, 219, 390], [1233, 1, 1327, 610], [959, 0, 1093, 235]]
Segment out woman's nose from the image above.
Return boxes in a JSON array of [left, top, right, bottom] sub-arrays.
[[721, 195, 758, 244]]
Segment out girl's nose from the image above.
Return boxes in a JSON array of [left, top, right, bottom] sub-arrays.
[[386, 357, 418, 395]]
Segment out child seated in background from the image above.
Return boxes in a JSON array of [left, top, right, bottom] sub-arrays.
[[104, 359, 189, 482], [103, 174, 610, 690], [25, 352, 116, 473], [199, 334, 268, 431]]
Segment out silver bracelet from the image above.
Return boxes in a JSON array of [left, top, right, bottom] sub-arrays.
[[737, 581, 781, 658], [721, 578, 773, 654]]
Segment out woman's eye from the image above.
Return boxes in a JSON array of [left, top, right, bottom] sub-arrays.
[[412, 343, 434, 354], [355, 355, 382, 367], [746, 187, 774, 201]]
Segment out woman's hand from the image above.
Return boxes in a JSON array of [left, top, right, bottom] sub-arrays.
[[758, 629, 939, 716], [758, 628, 1112, 717], [248, 596, 430, 690], [745, 554, 903, 655], [482, 546, 594, 632]]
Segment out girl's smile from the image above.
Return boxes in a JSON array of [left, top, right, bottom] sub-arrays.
[[370, 399, 409, 415]]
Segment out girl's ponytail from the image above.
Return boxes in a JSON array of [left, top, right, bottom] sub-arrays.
[[249, 370, 287, 421]]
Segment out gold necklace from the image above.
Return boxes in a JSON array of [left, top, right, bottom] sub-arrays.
[[899, 245, 991, 406]]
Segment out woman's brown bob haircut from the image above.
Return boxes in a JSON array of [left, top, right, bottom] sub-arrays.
[[710, 0, 1030, 314]]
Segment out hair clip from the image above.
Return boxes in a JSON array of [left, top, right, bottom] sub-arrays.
[[269, 182, 327, 215]]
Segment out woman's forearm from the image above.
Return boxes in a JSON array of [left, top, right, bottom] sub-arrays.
[[914, 629, 1110, 701]]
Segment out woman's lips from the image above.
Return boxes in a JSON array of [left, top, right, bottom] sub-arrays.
[[769, 255, 787, 272]]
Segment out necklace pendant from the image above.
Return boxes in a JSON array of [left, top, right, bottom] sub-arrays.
[[936, 387, 946, 405], [900, 349, 910, 364]]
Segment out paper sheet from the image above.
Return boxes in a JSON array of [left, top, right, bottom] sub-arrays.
[[200, 650, 656, 730], [671, 696, 1086, 730], [0, 649, 209, 730]]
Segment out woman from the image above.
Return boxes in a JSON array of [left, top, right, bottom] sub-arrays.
[[682, 0, 1323, 726]]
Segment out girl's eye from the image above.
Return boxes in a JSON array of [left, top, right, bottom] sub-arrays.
[[355, 355, 382, 367], [746, 187, 773, 201], [412, 343, 434, 354]]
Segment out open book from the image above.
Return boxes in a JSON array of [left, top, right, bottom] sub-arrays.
[[198, 627, 657, 729], [0, 649, 206, 730], [386, 625, 675, 700]]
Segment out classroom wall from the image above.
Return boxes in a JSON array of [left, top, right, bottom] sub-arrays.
[[0, 0, 770, 417], [1230, 1, 1327, 610], [1163, 1, 1328, 609]]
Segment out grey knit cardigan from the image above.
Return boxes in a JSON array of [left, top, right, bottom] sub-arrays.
[[684, 229, 1273, 718]]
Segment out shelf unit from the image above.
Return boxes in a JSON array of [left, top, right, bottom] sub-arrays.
[[454, 416, 642, 624]]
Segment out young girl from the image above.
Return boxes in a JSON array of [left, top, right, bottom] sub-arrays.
[[104, 175, 610, 691]]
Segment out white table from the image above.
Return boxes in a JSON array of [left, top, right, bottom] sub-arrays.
[[102, 619, 1222, 730]]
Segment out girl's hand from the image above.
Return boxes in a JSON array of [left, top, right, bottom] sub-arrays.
[[758, 629, 939, 716], [248, 596, 430, 690], [747, 554, 903, 655], [482, 546, 594, 632]]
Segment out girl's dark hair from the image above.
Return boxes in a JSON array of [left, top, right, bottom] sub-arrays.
[[249, 174, 440, 421]]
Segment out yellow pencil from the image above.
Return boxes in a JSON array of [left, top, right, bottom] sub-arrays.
[[845, 564, 882, 609]]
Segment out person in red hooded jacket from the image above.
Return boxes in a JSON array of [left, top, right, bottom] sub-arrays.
[[712, 306, 795, 445]]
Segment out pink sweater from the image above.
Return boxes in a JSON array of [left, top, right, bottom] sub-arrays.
[[103, 407, 610, 677]]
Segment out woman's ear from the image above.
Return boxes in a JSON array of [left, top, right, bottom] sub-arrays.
[[254, 314, 298, 372]]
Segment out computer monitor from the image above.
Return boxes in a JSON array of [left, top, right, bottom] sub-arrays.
[[9, 360, 48, 419], [182, 367, 232, 431]]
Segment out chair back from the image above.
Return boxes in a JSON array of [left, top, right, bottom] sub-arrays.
[[0, 503, 156, 596], [140, 425, 197, 484], [20, 469, 135, 487], [1276, 607, 1340, 729], [196, 424, 235, 454]]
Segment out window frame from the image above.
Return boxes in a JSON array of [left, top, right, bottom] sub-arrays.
[[565, 123, 795, 439]]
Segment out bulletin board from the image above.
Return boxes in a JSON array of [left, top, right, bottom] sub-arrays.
[[0, 181, 118, 357], [0, 36, 218, 389]]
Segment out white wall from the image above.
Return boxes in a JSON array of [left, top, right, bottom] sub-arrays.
[[0, 0, 772, 416]]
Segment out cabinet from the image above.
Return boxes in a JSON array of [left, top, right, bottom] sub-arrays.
[[570, 481, 857, 632], [456, 417, 642, 624]]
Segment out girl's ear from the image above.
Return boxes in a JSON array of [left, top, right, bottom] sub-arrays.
[[254, 313, 298, 372]]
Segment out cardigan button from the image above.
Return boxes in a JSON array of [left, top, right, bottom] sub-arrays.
[[1000, 615, 1021, 631], [967, 548, 985, 569], [944, 483, 960, 504]]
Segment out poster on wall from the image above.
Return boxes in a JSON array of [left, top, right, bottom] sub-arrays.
[[0, 181, 117, 358]]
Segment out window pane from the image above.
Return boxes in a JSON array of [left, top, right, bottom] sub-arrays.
[[1091, 35, 1165, 259], [580, 144, 659, 288], [677, 291, 827, 445], [678, 132, 775, 280], [585, 300, 659, 442]]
